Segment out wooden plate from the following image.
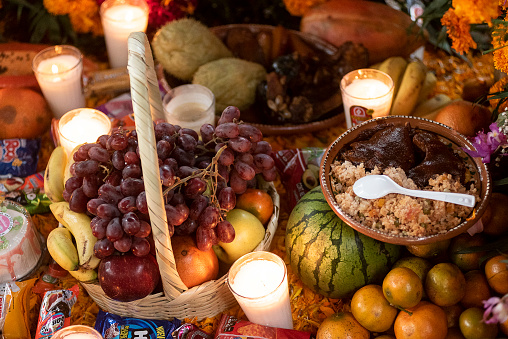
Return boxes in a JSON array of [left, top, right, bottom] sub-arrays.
[[157, 24, 345, 135]]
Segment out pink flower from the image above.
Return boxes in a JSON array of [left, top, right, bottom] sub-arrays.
[[483, 295, 508, 324], [465, 122, 508, 163]]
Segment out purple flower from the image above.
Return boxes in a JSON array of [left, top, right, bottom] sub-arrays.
[[464, 122, 508, 163], [483, 295, 508, 324]]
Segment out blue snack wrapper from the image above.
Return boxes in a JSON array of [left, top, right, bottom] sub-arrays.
[[95, 310, 181, 339], [0, 138, 40, 177]]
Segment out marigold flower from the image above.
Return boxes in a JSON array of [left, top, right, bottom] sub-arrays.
[[492, 20, 508, 74], [453, 0, 499, 26], [441, 8, 477, 54], [282, 0, 327, 16]]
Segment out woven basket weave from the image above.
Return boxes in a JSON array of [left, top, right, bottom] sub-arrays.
[[81, 32, 280, 320]]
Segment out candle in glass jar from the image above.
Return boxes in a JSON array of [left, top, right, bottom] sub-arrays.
[[51, 325, 103, 339], [340, 69, 394, 129], [32, 46, 85, 119], [100, 0, 149, 68], [227, 251, 293, 329], [58, 108, 112, 156]]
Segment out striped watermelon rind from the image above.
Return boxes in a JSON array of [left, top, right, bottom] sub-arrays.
[[286, 186, 401, 299]]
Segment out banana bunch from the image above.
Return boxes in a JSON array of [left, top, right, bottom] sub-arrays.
[[45, 146, 99, 282], [372, 57, 452, 119]]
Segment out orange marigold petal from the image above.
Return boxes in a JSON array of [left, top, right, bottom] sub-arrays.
[[441, 9, 477, 54]]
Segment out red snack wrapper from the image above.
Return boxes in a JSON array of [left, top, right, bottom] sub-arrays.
[[274, 147, 325, 210], [215, 315, 314, 339], [35, 284, 79, 339], [173, 323, 213, 339]]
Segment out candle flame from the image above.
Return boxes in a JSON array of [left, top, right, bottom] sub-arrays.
[[51, 64, 59, 74], [125, 11, 134, 21]]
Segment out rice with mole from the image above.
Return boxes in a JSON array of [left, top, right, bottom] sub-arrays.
[[330, 123, 478, 237]]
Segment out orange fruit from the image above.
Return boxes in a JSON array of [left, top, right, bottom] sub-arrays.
[[445, 327, 466, 339], [394, 301, 448, 339], [459, 307, 498, 339], [484, 254, 508, 294], [460, 270, 491, 309], [376, 336, 396, 339], [442, 304, 463, 328], [316, 311, 369, 339], [482, 193, 508, 235], [351, 284, 398, 332], [235, 188, 274, 224], [393, 256, 433, 282], [425, 263, 466, 307], [449, 233, 486, 271], [0, 87, 53, 139], [434, 100, 492, 137], [382, 267, 423, 309], [171, 235, 219, 288], [406, 239, 450, 259]]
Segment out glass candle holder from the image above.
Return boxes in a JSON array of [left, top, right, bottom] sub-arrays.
[[340, 69, 394, 129], [163, 84, 216, 133], [32, 45, 86, 119], [58, 108, 112, 156], [51, 325, 103, 339], [227, 251, 293, 330], [100, 0, 149, 68]]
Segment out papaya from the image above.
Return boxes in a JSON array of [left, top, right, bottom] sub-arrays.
[[300, 0, 426, 64]]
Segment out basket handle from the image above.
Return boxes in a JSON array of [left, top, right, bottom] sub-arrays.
[[127, 32, 188, 297]]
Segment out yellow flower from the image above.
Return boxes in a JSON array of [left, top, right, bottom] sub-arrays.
[[453, 0, 499, 25], [44, 0, 101, 35], [441, 8, 477, 54], [282, 0, 327, 16], [43, 0, 74, 15]]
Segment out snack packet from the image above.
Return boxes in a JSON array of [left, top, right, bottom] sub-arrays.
[[1, 278, 37, 339], [94, 310, 181, 339], [0, 139, 41, 178], [274, 147, 325, 210], [35, 285, 79, 339], [172, 323, 213, 339], [215, 315, 314, 339]]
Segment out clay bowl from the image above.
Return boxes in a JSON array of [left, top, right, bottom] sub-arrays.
[[157, 24, 345, 135], [320, 116, 492, 245]]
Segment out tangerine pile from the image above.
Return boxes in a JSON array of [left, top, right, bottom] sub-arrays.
[[316, 192, 508, 339]]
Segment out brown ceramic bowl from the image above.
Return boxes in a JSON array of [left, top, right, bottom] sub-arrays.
[[319, 116, 492, 245], [157, 24, 345, 135]]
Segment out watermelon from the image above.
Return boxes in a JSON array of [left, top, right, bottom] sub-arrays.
[[286, 186, 401, 299]]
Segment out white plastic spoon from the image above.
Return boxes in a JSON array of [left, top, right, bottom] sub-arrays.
[[352, 175, 476, 207]]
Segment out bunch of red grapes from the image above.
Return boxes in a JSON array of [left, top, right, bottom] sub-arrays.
[[62, 106, 276, 258]]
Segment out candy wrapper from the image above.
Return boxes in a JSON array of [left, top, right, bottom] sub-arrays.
[[35, 285, 79, 339], [0, 139, 41, 178], [95, 310, 181, 339], [172, 323, 213, 339], [1, 278, 37, 339], [215, 315, 314, 339], [274, 147, 325, 210]]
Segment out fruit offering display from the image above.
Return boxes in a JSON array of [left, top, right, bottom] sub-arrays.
[[45, 106, 277, 301]]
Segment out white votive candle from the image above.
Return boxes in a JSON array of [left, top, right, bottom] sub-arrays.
[[228, 251, 293, 329], [100, 0, 149, 68], [51, 325, 103, 339], [58, 108, 112, 156], [340, 69, 394, 129], [32, 45, 85, 119]]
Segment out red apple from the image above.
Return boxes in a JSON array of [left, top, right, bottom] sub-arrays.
[[98, 252, 160, 302]]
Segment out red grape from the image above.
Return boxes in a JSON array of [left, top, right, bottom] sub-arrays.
[[159, 164, 176, 187], [87, 198, 106, 215], [97, 135, 109, 148], [106, 217, 124, 242], [172, 147, 195, 167], [156, 139, 174, 159], [112, 150, 125, 170], [64, 176, 83, 194], [69, 187, 88, 213], [262, 167, 278, 182], [234, 161, 256, 181], [216, 220, 235, 243], [122, 164, 142, 179], [82, 175, 99, 198], [155, 122, 176, 140], [215, 123, 240, 139], [238, 153, 254, 165], [120, 178, 145, 196], [122, 212, 141, 235], [91, 217, 108, 239], [170, 192, 185, 206], [230, 169, 247, 194], [196, 226, 214, 251], [105, 170, 123, 186], [189, 195, 209, 220], [184, 178, 206, 198], [218, 106, 241, 125], [94, 238, 115, 259], [175, 218, 198, 236], [96, 203, 121, 219], [179, 128, 199, 142], [107, 133, 128, 151], [238, 124, 263, 142], [76, 143, 96, 161], [229, 136, 251, 153], [177, 134, 198, 152], [131, 237, 151, 257], [114, 234, 133, 252], [252, 140, 272, 154], [165, 204, 187, 226], [88, 146, 110, 163], [218, 147, 235, 166], [134, 220, 152, 238], [253, 153, 275, 170], [98, 184, 124, 204], [124, 151, 139, 165], [136, 192, 148, 214], [200, 124, 215, 144], [198, 205, 219, 229], [74, 160, 99, 177], [218, 187, 236, 211]]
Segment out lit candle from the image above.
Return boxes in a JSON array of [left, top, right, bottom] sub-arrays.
[[340, 69, 394, 129], [51, 325, 103, 339], [58, 108, 112, 156], [32, 45, 86, 119], [227, 251, 293, 329], [100, 0, 149, 68]]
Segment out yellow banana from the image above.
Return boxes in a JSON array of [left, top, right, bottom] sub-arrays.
[[44, 146, 67, 203], [378, 56, 408, 99], [69, 267, 98, 282], [49, 202, 100, 270], [412, 94, 452, 117], [47, 227, 79, 271], [390, 60, 427, 116], [416, 71, 438, 104]]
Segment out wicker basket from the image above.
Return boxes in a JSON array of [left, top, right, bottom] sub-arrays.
[[80, 32, 280, 320]]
